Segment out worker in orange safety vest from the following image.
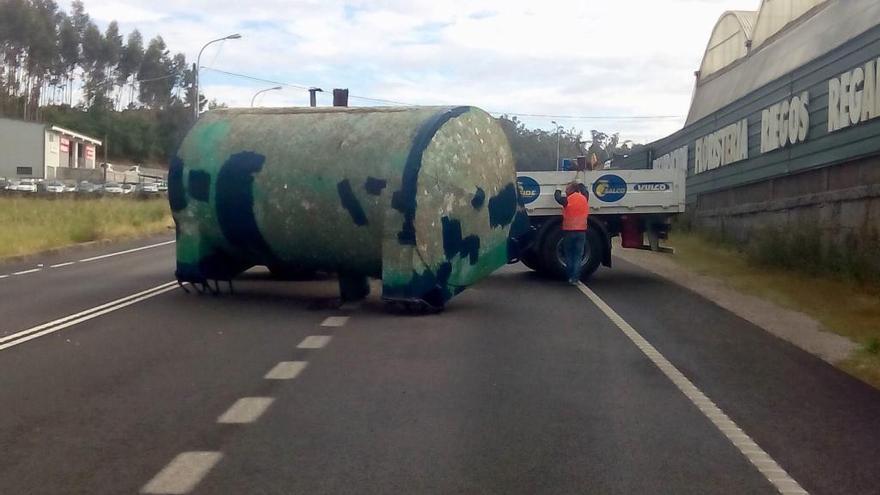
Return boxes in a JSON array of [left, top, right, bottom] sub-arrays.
[[554, 181, 590, 284]]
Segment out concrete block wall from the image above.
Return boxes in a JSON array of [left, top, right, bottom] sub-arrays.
[[693, 155, 880, 247]]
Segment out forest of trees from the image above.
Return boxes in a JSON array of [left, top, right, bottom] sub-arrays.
[[497, 115, 638, 171], [0, 1, 635, 168], [0, 0, 198, 163]]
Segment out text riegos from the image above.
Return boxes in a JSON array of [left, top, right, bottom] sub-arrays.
[[828, 59, 880, 133], [761, 92, 809, 154]]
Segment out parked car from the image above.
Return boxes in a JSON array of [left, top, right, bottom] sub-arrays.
[[135, 182, 160, 195], [157, 181, 168, 192], [122, 183, 136, 194], [0, 178, 10, 190], [103, 182, 124, 194], [15, 179, 38, 193], [43, 180, 66, 193], [63, 181, 77, 193], [77, 181, 101, 194]]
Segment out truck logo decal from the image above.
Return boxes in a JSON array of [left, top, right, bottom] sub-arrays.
[[634, 182, 670, 192], [516, 176, 541, 205], [593, 174, 627, 202]]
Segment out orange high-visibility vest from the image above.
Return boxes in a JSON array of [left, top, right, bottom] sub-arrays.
[[562, 192, 589, 231]]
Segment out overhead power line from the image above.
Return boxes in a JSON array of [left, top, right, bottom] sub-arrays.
[[136, 72, 182, 83], [199, 66, 686, 121], [487, 112, 683, 120], [200, 66, 311, 91]]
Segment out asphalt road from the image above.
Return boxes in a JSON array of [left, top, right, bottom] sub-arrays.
[[1, 236, 879, 494]]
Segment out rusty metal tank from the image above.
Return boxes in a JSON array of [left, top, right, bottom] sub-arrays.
[[170, 106, 530, 309]]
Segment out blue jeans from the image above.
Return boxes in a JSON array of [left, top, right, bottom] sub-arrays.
[[562, 231, 586, 282]]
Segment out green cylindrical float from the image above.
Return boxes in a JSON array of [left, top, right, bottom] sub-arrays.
[[170, 106, 530, 309]]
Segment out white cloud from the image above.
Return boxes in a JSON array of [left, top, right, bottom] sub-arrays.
[[63, 0, 761, 142]]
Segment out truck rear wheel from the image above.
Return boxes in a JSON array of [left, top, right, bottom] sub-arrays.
[[540, 226, 604, 281]]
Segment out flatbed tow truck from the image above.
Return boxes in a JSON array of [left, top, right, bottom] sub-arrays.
[[515, 168, 686, 279]]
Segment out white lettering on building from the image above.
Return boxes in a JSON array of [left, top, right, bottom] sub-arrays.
[[828, 58, 880, 133], [761, 92, 810, 154], [694, 119, 748, 174], [652, 145, 688, 170]]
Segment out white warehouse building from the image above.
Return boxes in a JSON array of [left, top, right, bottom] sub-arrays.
[[0, 117, 102, 180]]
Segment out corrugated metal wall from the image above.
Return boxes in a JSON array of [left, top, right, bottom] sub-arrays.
[[619, 23, 880, 203]]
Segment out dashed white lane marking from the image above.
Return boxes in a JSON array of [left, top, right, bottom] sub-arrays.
[[79, 239, 175, 263], [321, 316, 349, 327], [12, 268, 41, 276], [0, 240, 176, 281], [0, 281, 178, 351], [140, 451, 222, 494], [297, 335, 332, 349], [217, 397, 275, 424], [265, 361, 308, 380], [577, 283, 809, 495]]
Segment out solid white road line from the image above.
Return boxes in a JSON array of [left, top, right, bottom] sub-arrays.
[[79, 240, 175, 263], [217, 397, 275, 424], [0, 275, 8, 279], [140, 451, 222, 495], [50, 262, 75, 268], [297, 335, 332, 349], [12, 268, 41, 276], [0, 280, 177, 344], [577, 283, 809, 495], [0, 281, 178, 351], [265, 361, 308, 380], [321, 316, 349, 327]]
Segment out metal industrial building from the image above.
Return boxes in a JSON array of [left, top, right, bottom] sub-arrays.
[[620, 0, 880, 244], [0, 117, 102, 180]]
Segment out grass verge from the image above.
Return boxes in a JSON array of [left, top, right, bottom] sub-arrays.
[[0, 196, 172, 259], [668, 232, 880, 388]]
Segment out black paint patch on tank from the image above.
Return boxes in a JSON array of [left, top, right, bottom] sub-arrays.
[[364, 177, 387, 195], [393, 106, 472, 245], [471, 187, 486, 210], [168, 156, 187, 212], [488, 182, 518, 228], [442, 216, 482, 265], [337, 179, 368, 226], [188, 170, 211, 202], [215, 151, 281, 265], [461, 235, 480, 265], [441, 216, 463, 261]]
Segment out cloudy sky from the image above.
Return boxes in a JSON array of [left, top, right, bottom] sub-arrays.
[[61, 0, 760, 143]]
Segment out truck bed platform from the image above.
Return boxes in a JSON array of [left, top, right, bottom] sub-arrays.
[[516, 169, 686, 217]]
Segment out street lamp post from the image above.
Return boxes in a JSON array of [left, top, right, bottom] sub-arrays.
[[194, 33, 242, 120], [552, 120, 561, 171], [251, 86, 282, 107]]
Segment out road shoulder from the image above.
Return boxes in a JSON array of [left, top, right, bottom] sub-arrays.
[[611, 241, 857, 364]]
